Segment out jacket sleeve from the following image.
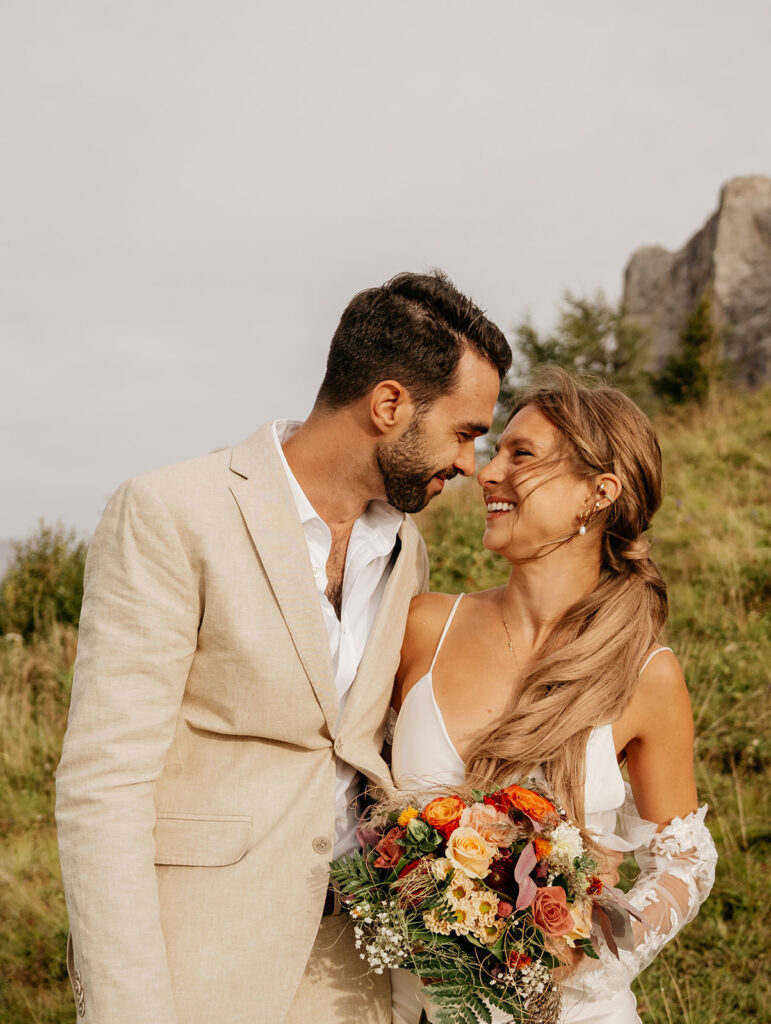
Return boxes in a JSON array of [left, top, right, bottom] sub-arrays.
[[56, 477, 200, 1024]]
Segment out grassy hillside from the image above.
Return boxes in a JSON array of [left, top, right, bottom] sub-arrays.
[[0, 386, 768, 1022]]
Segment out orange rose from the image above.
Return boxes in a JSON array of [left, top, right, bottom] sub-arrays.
[[423, 796, 466, 837], [499, 785, 557, 823]]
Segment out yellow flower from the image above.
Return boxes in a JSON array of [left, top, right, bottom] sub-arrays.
[[397, 806, 420, 827]]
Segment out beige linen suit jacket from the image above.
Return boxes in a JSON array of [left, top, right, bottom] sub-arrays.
[[55, 424, 429, 1024]]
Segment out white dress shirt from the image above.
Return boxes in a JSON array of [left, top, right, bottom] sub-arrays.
[[272, 420, 404, 856]]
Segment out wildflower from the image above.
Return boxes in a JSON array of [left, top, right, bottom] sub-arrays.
[[397, 806, 420, 827], [508, 951, 533, 969], [423, 908, 452, 935], [475, 919, 505, 945]]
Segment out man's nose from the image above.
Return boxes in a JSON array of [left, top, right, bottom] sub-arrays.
[[454, 440, 477, 477]]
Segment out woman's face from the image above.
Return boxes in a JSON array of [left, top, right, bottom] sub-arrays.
[[478, 404, 595, 559]]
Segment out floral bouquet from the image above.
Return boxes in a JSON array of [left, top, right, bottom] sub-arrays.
[[330, 783, 641, 1024]]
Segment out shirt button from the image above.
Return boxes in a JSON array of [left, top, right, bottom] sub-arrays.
[[313, 567, 320, 577], [312, 836, 332, 855]]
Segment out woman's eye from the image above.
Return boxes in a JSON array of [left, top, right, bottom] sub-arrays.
[[514, 448, 533, 457]]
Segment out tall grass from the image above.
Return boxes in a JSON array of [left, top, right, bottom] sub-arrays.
[[0, 627, 74, 1023], [0, 386, 768, 1022]]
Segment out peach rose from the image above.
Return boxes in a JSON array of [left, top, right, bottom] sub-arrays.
[[531, 886, 574, 937], [459, 803, 520, 848], [445, 827, 496, 879], [423, 796, 466, 838]]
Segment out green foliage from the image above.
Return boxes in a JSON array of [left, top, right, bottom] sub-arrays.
[[493, 291, 650, 439], [651, 293, 724, 406], [0, 523, 88, 639]]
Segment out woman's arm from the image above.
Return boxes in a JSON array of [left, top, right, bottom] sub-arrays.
[[621, 650, 699, 825], [582, 651, 718, 992]]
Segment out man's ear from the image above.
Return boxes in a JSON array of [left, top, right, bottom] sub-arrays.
[[369, 380, 414, 435]]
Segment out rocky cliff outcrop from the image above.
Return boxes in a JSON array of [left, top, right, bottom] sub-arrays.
[[623, 175, 771, 387]]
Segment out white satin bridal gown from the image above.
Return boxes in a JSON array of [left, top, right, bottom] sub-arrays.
[[389, 595, 717, 1024]]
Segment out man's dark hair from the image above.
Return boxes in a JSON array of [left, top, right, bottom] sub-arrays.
[[315, 270, 512, 410]]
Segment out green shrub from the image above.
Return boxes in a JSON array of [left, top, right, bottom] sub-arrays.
[[0, 523, 88, 639], [651, 293, 725, 405]]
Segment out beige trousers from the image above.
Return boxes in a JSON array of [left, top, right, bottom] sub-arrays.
[[284, 914, 390, 1024]]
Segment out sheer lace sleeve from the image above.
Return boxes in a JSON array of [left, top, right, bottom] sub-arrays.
[[569, 803, 718, 998]]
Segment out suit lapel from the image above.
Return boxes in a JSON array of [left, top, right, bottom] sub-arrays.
[[229, 426, 339, 735]]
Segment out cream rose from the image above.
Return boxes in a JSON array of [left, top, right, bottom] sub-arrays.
[[565, 900, 594, 947], [445, 826, 496, 880]]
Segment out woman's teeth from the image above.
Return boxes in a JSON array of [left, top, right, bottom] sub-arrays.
[[486, 501, 516, 513]]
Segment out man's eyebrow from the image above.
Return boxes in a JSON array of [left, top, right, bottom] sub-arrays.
[[459, 421, 491, 436]]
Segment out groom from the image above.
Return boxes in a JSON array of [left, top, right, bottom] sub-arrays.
[[55, 270, 511, 1024]]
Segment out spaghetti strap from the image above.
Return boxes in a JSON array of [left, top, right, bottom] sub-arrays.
[[639, 646, 673, 674], [429, 594, 465, 672]]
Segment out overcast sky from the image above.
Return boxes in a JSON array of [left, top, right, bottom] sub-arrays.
[[2, 1, 770, 539]]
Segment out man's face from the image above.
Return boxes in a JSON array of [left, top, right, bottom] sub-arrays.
[[376, 348, 501, 513]]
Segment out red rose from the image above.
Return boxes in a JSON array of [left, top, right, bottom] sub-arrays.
[[397, 859, 421, 878], [531, 886, 574, 937]]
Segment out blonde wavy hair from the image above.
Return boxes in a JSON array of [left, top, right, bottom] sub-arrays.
[[465, 367, 668, 825]]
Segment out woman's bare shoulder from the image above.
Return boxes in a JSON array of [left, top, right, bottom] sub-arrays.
[[402, 592, 459, 659], [629, 648, 693, 740]]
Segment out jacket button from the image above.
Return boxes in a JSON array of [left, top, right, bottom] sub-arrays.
[[312, 836, 332, 855]]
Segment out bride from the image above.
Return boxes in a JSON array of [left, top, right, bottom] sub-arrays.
[[389, 368, 717, 1023]]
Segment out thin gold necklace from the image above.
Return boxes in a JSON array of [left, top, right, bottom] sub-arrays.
[[500, 605, 523, 676]]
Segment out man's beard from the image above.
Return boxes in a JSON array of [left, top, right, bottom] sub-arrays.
[[375, 417, 459, 513]]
